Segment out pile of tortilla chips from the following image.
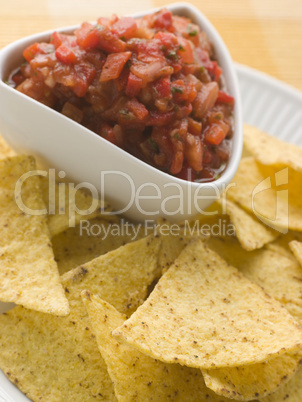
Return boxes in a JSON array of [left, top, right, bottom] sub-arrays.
[[1, 125, 302, 401]]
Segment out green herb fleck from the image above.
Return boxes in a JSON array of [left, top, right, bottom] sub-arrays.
[[171, 86, 183, 94], [178, 44, 185, 52], [187, 24, 198, 37], [148, 138, 159, 153], [167, 51, 178, 61], [119, 109, 131, 119], [121, 35, 126, 41]]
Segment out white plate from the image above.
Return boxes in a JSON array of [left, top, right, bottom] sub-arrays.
[[1, 63, 302, 401]]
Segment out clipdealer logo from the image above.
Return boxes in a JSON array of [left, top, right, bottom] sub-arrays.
[[14, 167, 290, 234]]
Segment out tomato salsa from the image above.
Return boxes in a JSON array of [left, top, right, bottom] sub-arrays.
[[8, 9, 234, 182]]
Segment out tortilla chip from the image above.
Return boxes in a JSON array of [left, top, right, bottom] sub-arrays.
[[202, 353, 302, 401], [52, 217, 147, 274], [82, 292, 233, 402], [208, 236, 302, 320], [228, 157, 302, 232], [265, 231, 302, 261], [0, 135, 15, 159], [0, 155, 69, 315], [40, 176, 116, 238], [289, 241, 302, 267], [221, 199, 279, 251], [244, 124, 302, 172], [113, 238, 302, 369], [0, 236, 161, 400], [259, 367, 302, 402]]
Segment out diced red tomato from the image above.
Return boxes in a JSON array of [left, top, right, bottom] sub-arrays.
[[98, 27, 127, 53], [217, 90, 235, 105], [154, 76, 171, 98], [75, 22, 100, 49], [125, 72, 143, 97], [112, 17, 137, 39], [177, 37, 194, 64], [204, 121, 230, 145], [23, 43, 40, 62], [153, 9, 173, 30], [126, 98, 149, 120], [100, 51, 131, 82], [55, 45, 77, 64], [23, 43, 55, 62]]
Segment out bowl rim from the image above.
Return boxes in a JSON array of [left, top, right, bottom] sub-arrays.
[[0, 1, 243, 191]]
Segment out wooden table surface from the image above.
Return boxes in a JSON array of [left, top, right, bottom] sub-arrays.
[[1, 0, 302, 91]]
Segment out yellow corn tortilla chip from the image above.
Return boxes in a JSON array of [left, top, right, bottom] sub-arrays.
[[220, 199, 279, 251], [0, 155, 69, 315], [266, 231, 302, 261], [40, 176, 117, 238], [52, 217, 147, 275], [289, 241, 302, 267], [244, 124, 302, 172], [82, 292, 233, 402], [0, 235, 161, 400], [0, 135, 15, 159], [258, 367, 302, 402], [228, 157, 302, 231], [113, 238, 302, 369], [202, 353, 302, 401], [207, 236, 302, 320]]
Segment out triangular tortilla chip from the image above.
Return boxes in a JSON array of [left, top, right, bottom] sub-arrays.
[[113, 239, 302, 369], [207, 236, 302, 320], [0, 236, 161, 400], [243, 124, 302, 172], [259, 367, 302, 402], [0, 155, 69, 315], [228, 157, 302, 231], [40, 176, 116, 238], [221, 199, 279, 250], [52, 217, 147, 275], [82, 292, 232, 402], [202, 353, 302, 401], [289, 240, 302, 267]]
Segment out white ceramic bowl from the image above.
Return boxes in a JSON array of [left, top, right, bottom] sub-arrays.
[[0, 2, 242, 223]]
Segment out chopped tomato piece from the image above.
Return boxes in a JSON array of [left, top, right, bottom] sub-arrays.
[[154, 76, 171, 98], [217, 90, 235, 105], [205, 121, 230, 145], [125, 72, 143, 97], [126, 98, 149, 120], [23, 43, 55, 62], [177, 37, 194, 64], [75, 22, 100, 49], [153, 9, 173, 30], [100, 51, 131, 82], [98, 27, 127, 53], [112, 17, 137, 39], [55, 45, 77, 64], [23, 43, 40, 62]]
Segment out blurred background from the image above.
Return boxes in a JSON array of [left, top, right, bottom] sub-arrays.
[[1, 0, 302, 90]]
